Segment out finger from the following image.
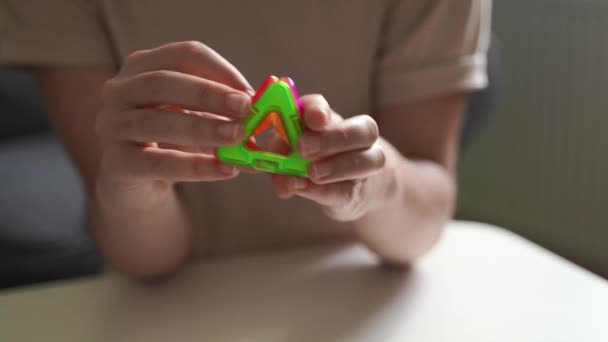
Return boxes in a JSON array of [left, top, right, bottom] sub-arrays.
[[121, 41, 253, 93], [270, 174, 296, 199], [118, 144, 239, 181], [271, 173, 310, 199], [308, 144, 385, 184], [299, 94, 334, 131], [111, 108, 244, 147], [298, 114, 379, 160], [110, 70, 251, 118], [159, 111, 243, 150], [157, 143, 214, 155]]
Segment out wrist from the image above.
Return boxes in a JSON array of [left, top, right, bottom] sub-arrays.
[[362, 139, 404, 213], [323, 139, 402, 222], [95, 172, 175, 215]]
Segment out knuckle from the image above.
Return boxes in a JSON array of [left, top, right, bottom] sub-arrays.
[[196, 79, 212, 99], [100, 78, 121, 103], [349, 153, 364, 170], [313, 94, 327, 105], [172, 41, 208, 67], [373, 145, 386, 169], [189, 155, 207, 177], [95, 89, 123, 141], [341, 183, 357, 206], [145, 70, 172, 84], [140, 70, 172, 98], [302, 93, 326, 107], [336, 123, 351, 143], [188, 119, 208, 142], [96, 113, 122, 143], [178, 40, 208, 52], [126, 49, 148, 65], [360, 115, 379, 144], [133, 110, 155, 137], [315, 95, 330, 112], [312, 93, 326, 102]]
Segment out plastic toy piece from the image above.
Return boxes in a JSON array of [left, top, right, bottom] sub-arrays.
[[216, 76, 309, 177]]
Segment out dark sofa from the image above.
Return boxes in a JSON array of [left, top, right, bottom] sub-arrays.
[[0, 68, 102, 288]]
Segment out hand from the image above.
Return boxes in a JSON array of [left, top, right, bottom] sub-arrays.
[[95, 41, 252, 212], [270, 95, 387, 221]]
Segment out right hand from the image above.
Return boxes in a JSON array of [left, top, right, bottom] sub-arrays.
[[95, 41, 253, 212]]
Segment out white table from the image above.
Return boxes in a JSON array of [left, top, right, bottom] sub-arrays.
[[1, 221, 607, 342]]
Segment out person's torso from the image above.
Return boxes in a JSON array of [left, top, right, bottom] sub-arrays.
[[99, 0, 391, 256]]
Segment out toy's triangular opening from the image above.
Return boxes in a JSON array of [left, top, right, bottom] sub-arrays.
[[245, 112, 292, 156]]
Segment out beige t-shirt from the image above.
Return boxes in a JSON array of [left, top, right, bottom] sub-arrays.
[[0, 0, 491, 257]]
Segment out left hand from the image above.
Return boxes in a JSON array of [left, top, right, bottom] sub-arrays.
[[270, 94, 387, 221]]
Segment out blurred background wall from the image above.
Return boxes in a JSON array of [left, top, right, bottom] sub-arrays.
[[458, 0, 608, 278]]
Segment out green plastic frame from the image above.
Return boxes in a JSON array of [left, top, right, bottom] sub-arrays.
[[216, 77, 309, 177]]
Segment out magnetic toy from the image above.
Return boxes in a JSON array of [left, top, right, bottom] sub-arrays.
[[216, 76, 309, 177]]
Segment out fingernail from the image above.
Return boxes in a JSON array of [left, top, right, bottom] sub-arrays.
[[217, 123, 243, 142], [219, 164, 237, 176], [290, 177, 308, 191], [299, 135, 321, 157], [226, 93, 250, 117], [311, 162, 332, 179]]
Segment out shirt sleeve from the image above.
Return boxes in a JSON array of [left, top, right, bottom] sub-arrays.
[[0, 0, 115, 66], [376, 0, 492, 108]]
